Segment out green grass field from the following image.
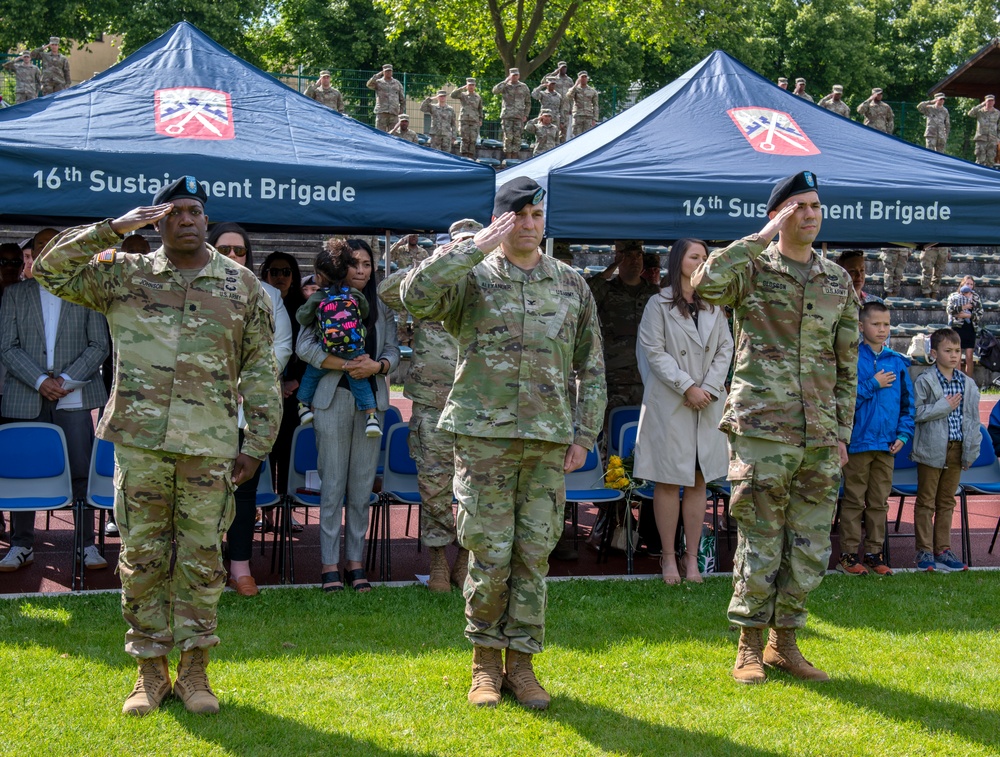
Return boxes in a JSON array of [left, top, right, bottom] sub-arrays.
[[2, 573, 998, 756]]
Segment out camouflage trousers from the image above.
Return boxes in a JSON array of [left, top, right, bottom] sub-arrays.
[[408, 403, 456, 548], [573, 115, 595, 136], [454, 434, 566, 653], [459, 122, 480, 158], [974, 139, 998, 167], [726, 435, 840, 629], [925, 133, 948, 152], [376, 113, 399, 133], [920, 247, 949, 296], [501, 117, 523, 155], [15, 91, 36, 104], [880, 249, 909, 295], [559, 103, 572, 142], [429, 133, 454, 152], [114, 444, 235, 658]]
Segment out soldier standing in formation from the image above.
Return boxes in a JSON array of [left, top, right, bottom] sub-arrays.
[[378, 219, 482, 593], [450, 78, 483, 159], [858, 88, 894, 134], [919, 244, 950, 298], [366, 64, 406, 132], [387, 234, 427, 346], [967, 94, 999, 167], [524, 109, 559, 155], [817, 85, 850, 118], [694, 171, 858, 685], [401, 177, 606, 711], [304, 70, 345, 114], [776, 77, 789, 90], [547, 61, 574, 142], [492, 69, 531, 160], [792, 78, 813, 102], [916, 93, 950, 153], [2, 50, 42, 103], [531, 77, 563, 134], [389, 113, 419, 143], [33, 177, 282, 716], [880, 247, 909, 297], [30, 36, 72, 95], [566, 71, 599, 136], [420, 89, 457, 153]]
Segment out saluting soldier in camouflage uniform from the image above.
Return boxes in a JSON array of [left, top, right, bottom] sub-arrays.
[[420, 90, 457, 153], [548, 61, 575, 143], [531, 78, 562, 129], [33, 177, 282, 717], [30, 36, 71, 95], [451, 78, 484, 159], [693, 170, 858, 685], [566, 71, 599, 136], [366, 64, 406, 132], [401, 178, 606, 711], [387, 234, 427, 346], [917, 93, 950, 153], [880, 247, 909, 297], [919, 243, 950, 297], [389, 113, 419, 143], [524, 109, 559, 155], [492, 69, 531, 159], [817, 85, 850, 118], [2, 51, 42, 103], [967, 95, 1000, 167], [304, 71, 345, 114], [792, 78, 814, 102], [379, 219, 482, 593], [858, 88, 894, 134], [776, 77, 788, 90]]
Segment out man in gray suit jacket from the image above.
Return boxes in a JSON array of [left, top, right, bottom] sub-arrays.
[[0, 276, 110, 572]]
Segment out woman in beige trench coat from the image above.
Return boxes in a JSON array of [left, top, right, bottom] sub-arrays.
[[634, 239, 733, 584]]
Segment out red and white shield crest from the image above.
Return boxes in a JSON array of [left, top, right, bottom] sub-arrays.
[[727, 107, 820, 155], [155, 87, 235, 140]]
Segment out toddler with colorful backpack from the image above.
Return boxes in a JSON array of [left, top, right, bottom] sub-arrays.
[[296, 245, 381, 438]]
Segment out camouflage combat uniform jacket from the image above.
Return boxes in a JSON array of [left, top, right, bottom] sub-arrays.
[[916, 101, 950, 138], [491, 80, 531, 120], [693, 237, 858, 448], [817, 95, 850, 118], [450, 89, 484, 125], [857, 100, 894, 133], [366, 75, 405, 115], [30, 47, 71, 93], [33, 221, 282, 460], [400, 239, 606, 449], [304, 83, 345, 113], [2, 59, 42, 100]]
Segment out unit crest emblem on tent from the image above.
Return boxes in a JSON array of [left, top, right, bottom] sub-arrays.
[[727, 107, 820, 156], [155, 87, 235, 140]]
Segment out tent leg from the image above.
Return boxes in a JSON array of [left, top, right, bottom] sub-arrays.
[[545, 238, 554, 257]]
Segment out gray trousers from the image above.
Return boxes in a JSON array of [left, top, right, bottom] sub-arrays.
[[313, 387, 381, 564], [10, 400, 96, 548]]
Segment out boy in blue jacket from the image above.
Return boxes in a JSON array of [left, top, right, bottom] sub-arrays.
[[838, 301, 915, 575]]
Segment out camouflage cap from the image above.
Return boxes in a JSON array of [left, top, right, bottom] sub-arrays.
[[382, 64, 393, 71], [872, 87, 883, 94], [398, 113, 410, 120], [509, 68, 520, 75], [449, 218, 484, 241], [153, 175, 208, 207], [436, 89, 447, 97], [578, 71, 589, 77], [49, 36, 60, 44], [557, 61, 568, 68], [933, 92, 946, 99], [766, 170, 819, 213], [494, 177, 545, 216], [466, 77, 476, 83], [832, 85, 844, 93], [539, 108, 554, 117], [777, 77, 788, 84], [986, 94, 996, 101], [795, 77, 806, 84], [615, 240, 644, 254], [319, 70, 331, 77]]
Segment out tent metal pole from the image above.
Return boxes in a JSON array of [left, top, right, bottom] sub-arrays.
[[384, 230, 390, 275], [545, 238, 554, 256]]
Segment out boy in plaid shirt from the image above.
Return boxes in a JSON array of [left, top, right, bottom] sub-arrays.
[[911, 328, 980, 571]]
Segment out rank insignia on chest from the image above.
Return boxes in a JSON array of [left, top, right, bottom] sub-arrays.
[[96, 249, 117, 265]]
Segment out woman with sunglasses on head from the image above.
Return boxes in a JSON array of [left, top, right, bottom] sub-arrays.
[[206, 225, 293, 595], [296, 238, 399, 593]]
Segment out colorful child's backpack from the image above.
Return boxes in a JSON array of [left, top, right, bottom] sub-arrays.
[[316, 287, 367, 355]]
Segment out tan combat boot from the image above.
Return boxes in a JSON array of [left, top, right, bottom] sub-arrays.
[[732, 627, 767, 684], [451, 547, 470, 590], [502, 649, 550, 710], [428, 547, 451, 592], [122, 656, 172, 716], [174, 648, 221, 713], [763, 628, 829, 681], [468, 646, 503, 707]]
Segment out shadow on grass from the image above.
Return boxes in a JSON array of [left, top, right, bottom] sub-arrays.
[[550, 695, 784, 757], [169, 701, 434, 756], [814, 676, 1000, 753]]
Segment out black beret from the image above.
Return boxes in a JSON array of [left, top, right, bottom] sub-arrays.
[[153, 175, 208, 207], [494, 177, 545, 216], [765, 170, 819, 214]]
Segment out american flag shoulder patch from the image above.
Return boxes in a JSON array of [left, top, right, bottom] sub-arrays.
[[96, 249, 117, 265]]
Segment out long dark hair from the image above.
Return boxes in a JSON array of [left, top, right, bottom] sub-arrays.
[[666, 237, 712, 318], [344, 238, 380, 332], [207, 222, 253, 271], [258, 251, 305, 315]]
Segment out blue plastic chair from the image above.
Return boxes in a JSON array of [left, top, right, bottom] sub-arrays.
[[375, 405, 403, 477], [381, 421, 422, 566], [956, 425, 998, 564], [564, 445, 626, 569], [607, 405, 640, 460], [78, 438, 116, 589]]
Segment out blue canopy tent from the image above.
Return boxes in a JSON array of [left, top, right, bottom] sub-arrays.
[[499, 51, 1000, 245], [0, 22, 494, 232]]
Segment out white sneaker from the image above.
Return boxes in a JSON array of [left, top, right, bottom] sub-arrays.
[[82, 545, 109, 570], [365, 413, 382, 439], [298, 403, 314, 425], [0, 546, 34, 572], [105, 520, 119, 536]]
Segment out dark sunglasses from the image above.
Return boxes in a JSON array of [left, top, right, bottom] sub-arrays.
[[266, 267, 292, 277], [216, 245, 247, 256]]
